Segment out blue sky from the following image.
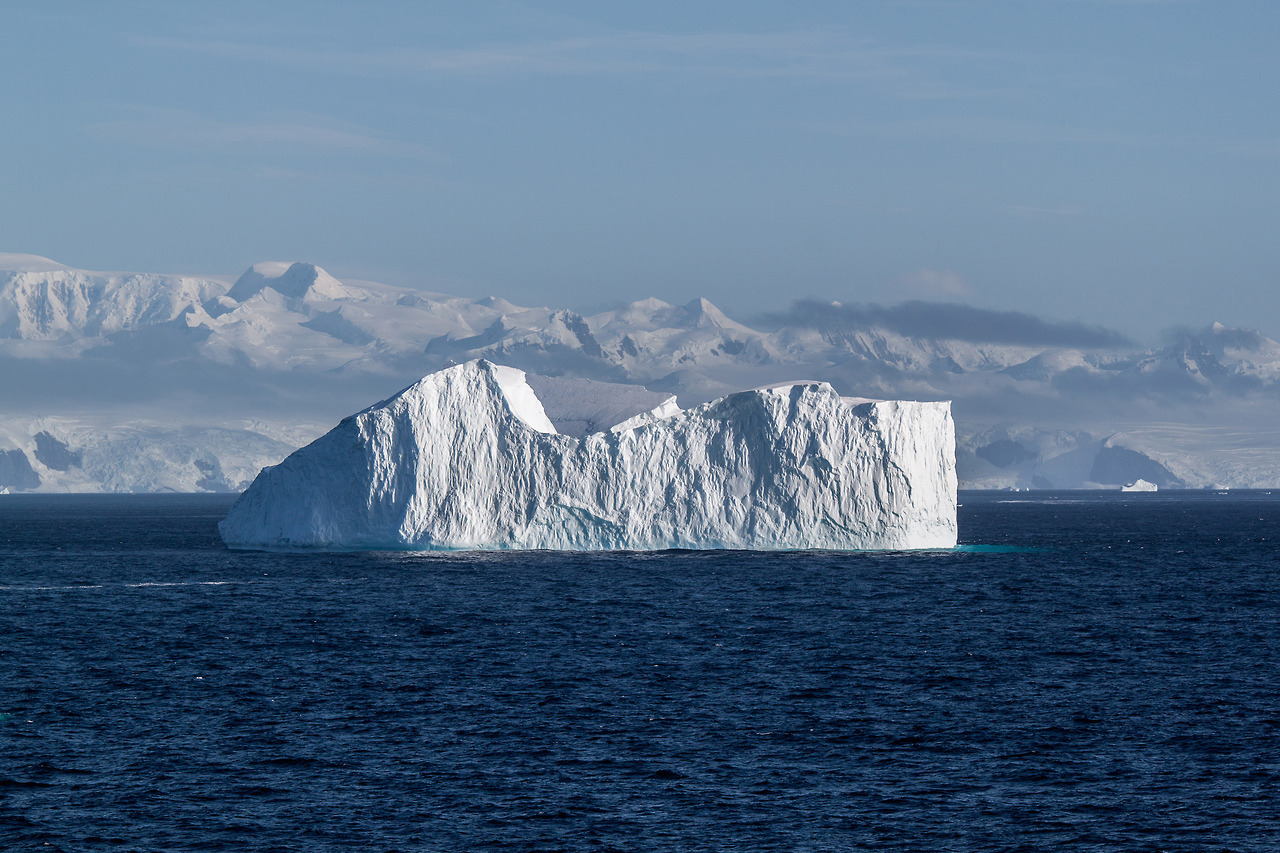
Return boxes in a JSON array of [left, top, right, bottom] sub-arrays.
[[2, 1, 1277, 339]]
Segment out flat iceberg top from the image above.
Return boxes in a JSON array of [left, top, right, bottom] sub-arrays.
[[220, 360, 957, 552]]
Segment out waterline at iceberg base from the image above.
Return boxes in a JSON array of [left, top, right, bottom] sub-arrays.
[[218, 360, 957, 551]]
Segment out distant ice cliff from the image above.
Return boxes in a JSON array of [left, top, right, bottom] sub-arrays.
[[219, 360, 957, 551]]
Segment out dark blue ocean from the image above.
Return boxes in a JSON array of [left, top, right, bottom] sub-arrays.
[[2, 492, 1278, 851]]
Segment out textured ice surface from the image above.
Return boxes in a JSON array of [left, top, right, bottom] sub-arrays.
[[219, 360, 957, 551]]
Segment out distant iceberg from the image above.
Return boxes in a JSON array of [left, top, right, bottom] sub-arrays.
[[1121, 479, 1158, 492], [219, 360, 957, 551]]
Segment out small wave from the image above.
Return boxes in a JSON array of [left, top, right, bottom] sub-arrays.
[[0, 584, 104, 591], [0, 581, 237, 592], [0, 778, 53, 788], [122, 581, 236, 588]]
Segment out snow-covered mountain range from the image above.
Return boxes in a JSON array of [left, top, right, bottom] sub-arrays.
[[3, 252, 1279, 492]]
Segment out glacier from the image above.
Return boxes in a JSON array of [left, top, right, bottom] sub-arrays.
[[219, 360, 957, 551]]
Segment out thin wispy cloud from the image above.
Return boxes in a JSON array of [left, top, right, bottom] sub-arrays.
[[817, 114, 1156, 147], [132, 30, 1015, 98], [83, 109, 432, 159], [813, 112, 1278, 157]]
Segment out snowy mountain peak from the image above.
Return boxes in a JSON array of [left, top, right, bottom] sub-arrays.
[[679, 297, 733, 329], [594, 298, 677, 331], [630, 297, 675, 311], [226, 262, 347, 303], [0, 253, 71, 273], [475, 296, 522, 313]]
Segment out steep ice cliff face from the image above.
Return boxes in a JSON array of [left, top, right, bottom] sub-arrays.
[[219, 360, 957, 551]]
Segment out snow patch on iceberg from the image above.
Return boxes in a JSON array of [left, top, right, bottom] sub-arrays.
[[489, 363, 557, 434], [219, 360, 958, 551]]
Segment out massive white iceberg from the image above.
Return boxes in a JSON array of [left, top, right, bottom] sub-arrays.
[[219, 360, 957, 551]]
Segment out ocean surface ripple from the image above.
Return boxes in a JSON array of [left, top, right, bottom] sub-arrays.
[[2, 492, 1278, 851]]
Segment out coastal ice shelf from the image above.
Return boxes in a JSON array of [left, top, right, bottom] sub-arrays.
[[219, 360, 958, 551]]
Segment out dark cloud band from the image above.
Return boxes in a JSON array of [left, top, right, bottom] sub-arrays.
[[769, 299, 1130, 348]]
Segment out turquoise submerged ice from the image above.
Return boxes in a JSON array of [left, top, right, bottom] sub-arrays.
[[219, 360, 957, 551]]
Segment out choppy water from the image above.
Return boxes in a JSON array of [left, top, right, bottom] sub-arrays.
[[2, 492, 1278, 851]]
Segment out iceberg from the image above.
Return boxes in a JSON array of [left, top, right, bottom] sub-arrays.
[[219, 360, 957, 551]]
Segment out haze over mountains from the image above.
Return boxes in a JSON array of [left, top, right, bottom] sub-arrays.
[[3, 253, 1279, 493]]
